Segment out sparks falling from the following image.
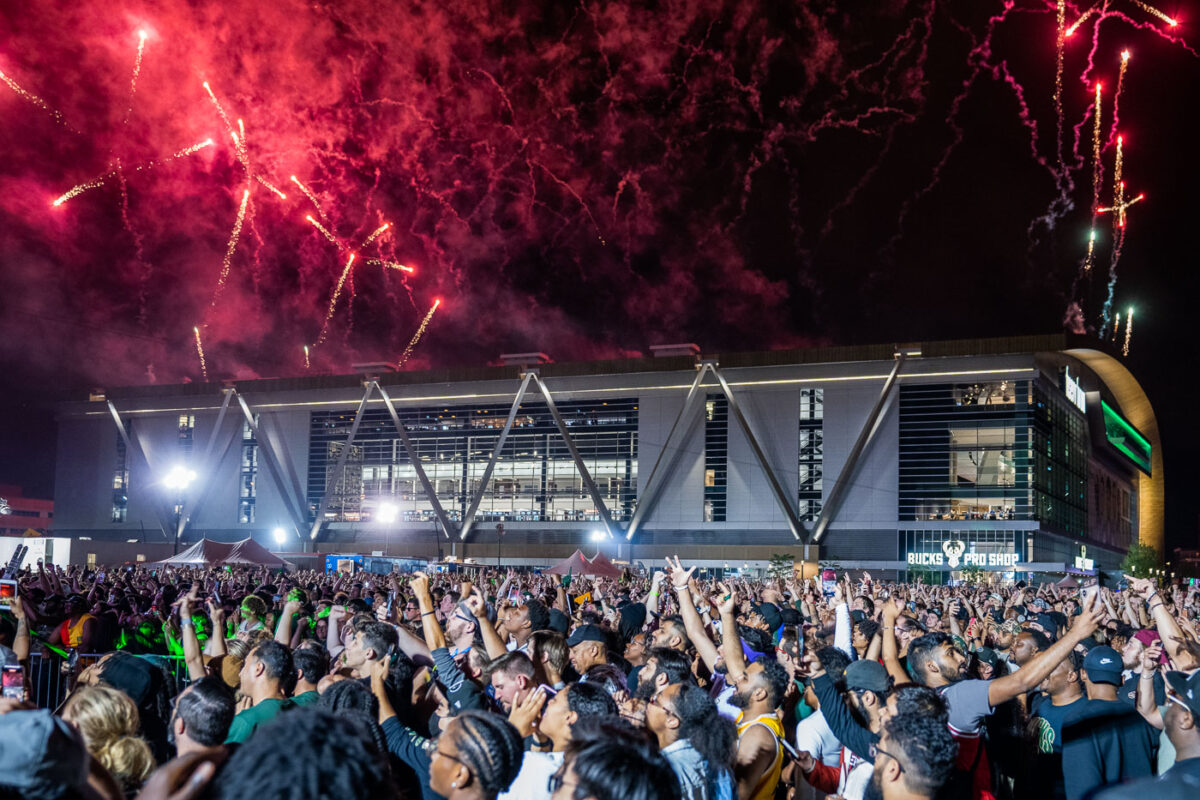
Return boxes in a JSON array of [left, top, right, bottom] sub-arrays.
[[1123, 307, 1134, 355], [1053, 0, 1067, 180], [360, 223, 391, 248], [210, 188, 251, 306], [1084, 228, 1097, 273], [1112, 311, 1122, 341], [1066, 3, 1101, 37], [201, 80, 235, 135], [305, 215, 340, 245], [303, 345, 310, 370], [1111, 51, 1131, 146], [290, 176, 328, 220], [0, 67, 73, 129], [51, 139, 214, 206], [255, 175, 287, 200], [1091, 82, 1104, 214], [1130, 0, 1178, 26], [123, 30, 147, 126], [395, 299, 442, 369], [365, 258, 413, 273], [315, 253, 356, 346], [193, 326, 208, 381]]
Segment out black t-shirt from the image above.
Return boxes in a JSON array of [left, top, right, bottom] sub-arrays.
[[1120, 671, 1167, 707], [1062, 697, 1157, 800], [1021, 693, 1087, 800]]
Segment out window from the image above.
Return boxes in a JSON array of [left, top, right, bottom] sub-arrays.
[[703, 395, 728, 522], [87, 553, 97, 568], [239, 418, 258, 524], [953, 382, 1017, 406], [798, 388, 823, 522], [112, 420, 130, 523]]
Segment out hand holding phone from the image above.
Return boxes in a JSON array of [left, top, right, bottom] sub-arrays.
[[2, 665, 24, 700]]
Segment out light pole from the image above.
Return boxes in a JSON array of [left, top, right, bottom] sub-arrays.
[[163, 466, 197, 554], [496, 524, 505, 568]]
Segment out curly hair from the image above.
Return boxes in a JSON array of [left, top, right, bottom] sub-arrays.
[[670, 683, 736, 771], [63, 685, 155, 792], [448, 711, 525, 799], [882, 712, 959, 796], [214, 708, 395, 800]]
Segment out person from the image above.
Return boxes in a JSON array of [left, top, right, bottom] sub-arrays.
[[566, 625, 610, 677], [549, 727, 682, 800], [647, 682, 737, 800], [340, 619, 399, 677], [428, 711, 525, 800], [894, 591, 1104, 797], [1061, 645, 1158, 799], [489, 651, 538, 712], [797, 646, 852, 772], [62, 684, 156, 795], [651, 616, 692, 652], [502, 598, 550, 654], [169, 676, 236, 758], [799, 659, 891, 800], [869, 712, 959, 800], [500, 682, 618, 800], [1023, 652, 1086, 799], [226, 640, 295, 744], [50, 594, 99, 652], [290, 644, 327, 706], [731, 657, 790, 800], [633, 646, 694, 700]]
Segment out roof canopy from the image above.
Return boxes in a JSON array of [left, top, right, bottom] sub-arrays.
[[586, 551, 624, 579], [545, 550, 596, 576], [150, 538, 290, 568]]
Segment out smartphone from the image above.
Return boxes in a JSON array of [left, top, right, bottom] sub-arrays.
[[538, 684, 559, 696], [2, 665, 23, 699], [213, 586, 221, 605], [385, 591, 395, 619], [0, 579, 16, 612], [1081, 577, 1100, 606]]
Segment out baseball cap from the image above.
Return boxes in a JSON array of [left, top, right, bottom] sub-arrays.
[[975, 647, 1001, 668], [1165, 670, 1200, 717], [755, 603, 782, 633], [1082, 645, 1123, 685], [566, 624, 607, 647], [0, 709, 90, 798], [1132, 629, 1161, 648], [844, 660, 891, 693]]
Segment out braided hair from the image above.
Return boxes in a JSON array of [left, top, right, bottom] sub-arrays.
[[449, 711, 525, 799]]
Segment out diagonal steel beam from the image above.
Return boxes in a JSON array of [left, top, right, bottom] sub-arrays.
[[709, 364, 807, 541], [308, 382, 374, 540], [460, 373, 535, 541], [810, 355, 905, 544], [235, 392, 309, 538], [106, 401, 176, 540], [175, 388, 238, 541], [374, 381, 458, 539], [625, 363, 712, 541], [530, 373, 619, 538]]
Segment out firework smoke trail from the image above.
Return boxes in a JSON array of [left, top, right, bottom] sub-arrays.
[[315, 254, 356, 346], [1109, 50, 1130, 147], [360, 223, 391, 248], [395, 299, 442, 370], [123, 30, 147, 126], [290, 176, 328, 221], [1129, 0, 1178, 26], [193, 326, 208, 381], [210, 188, 251, 308], [365, 259, 414, 273], [1123, 307, 1134, 355], [0, 67, 75, 130], [306, 215, 340, 246], [51, 139, 214, 206]]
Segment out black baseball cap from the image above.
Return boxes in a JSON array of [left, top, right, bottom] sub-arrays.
[[844, 660, 891, 693], [1082, 646, 1123, 685], [567, 624, 607, 647], [1165, 670, 1200, 717]]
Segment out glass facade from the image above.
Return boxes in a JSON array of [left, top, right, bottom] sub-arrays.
[[111, 421, 130, 523], [900, 381, 1033, 522], [798, 388, 823, 522], [172, 415, 195, 516], [239, 418, 258, 524], [1031, 384, 1088, 538], [307, 400, 638, 524], [703, 395, 728, 522]]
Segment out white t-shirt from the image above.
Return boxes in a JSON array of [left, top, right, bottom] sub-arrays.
[[795, 710, 842, 767], [499, 750, 563, 800]]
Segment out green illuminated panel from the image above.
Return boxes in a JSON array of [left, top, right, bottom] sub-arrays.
[[1101, 400, 1152, 475]]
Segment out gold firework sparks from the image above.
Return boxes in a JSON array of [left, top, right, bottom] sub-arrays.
[[210, 188, 251, 305], [193, 326, 208, 381], [395, 299, 442, 369], [315, 254, 356, 346]]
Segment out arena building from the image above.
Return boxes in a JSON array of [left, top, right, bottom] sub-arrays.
[[50, 334, 1161, 581]]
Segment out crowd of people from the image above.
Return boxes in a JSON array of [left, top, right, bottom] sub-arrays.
[[2, 556, 1200, 800]]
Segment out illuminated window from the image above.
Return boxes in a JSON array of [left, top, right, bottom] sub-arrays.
[[703, 395, 728, 522], [798, 389, 823, 522]]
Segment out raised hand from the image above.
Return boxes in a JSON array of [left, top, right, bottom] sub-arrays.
[[508, 685, 550, 738], [716, 582, 737, 616], [410, 572, 431, 597]]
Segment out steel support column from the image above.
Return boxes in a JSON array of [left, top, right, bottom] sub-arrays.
[[374, 381, 458, 540], [460, 373, 534, 541], [709, 364, 807, 541], [308, 382, 374, 540], [106, 401, 176, 540], [176, 388, 239, 541], [235, 392, 309, 539], [810, 354, 905, 544], [530, 373, 619, 538], [625, 363, 712, 541]]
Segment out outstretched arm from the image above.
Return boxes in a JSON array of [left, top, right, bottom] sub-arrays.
[[880, 598, 909, 684], [670, 561, 720, 672], [988, 592, 1103, 707], [466, 586, 508, 659]]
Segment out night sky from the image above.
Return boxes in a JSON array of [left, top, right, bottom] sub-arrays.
[[1, 1, 1196, 550]]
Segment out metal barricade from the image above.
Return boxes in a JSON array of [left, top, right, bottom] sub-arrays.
[[27, 652, 191, 710]]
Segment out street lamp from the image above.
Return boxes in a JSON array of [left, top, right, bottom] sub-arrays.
[[376, 503, 399, 524], [162, 466, 197, 554], [272, 527, 288, 547]]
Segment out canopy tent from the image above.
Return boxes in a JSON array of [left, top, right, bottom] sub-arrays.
[[1055, 575, 1079, 589], [545, 550, 596, 576], [149, 537, 291, 568], [586, 551, 624, 579]]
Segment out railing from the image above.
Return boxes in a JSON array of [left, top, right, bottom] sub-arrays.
[[26, 652, 192, 710]]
